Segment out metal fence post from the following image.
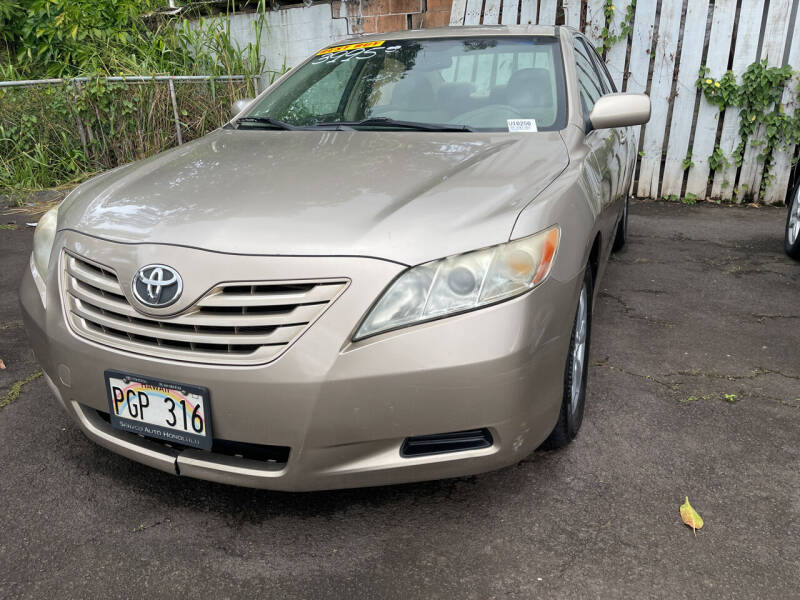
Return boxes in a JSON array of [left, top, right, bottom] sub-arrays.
[[71, 80, 89, 160], [167, 77, 183, 146]]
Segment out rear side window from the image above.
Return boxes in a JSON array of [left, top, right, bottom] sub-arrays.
[[582, 38, 616, 93], [573, 38, 604, 114]]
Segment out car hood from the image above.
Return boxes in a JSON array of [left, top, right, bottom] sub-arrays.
[[58, 128, 568, 265]]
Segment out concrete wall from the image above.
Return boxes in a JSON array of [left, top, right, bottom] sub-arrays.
[[222, 4, 348, 76]]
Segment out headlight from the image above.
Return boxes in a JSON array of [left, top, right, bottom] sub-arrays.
[[355, 225, 560, 340], [33, 206, 59, 279]]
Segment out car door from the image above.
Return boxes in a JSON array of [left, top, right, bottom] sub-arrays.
[[572, 36, 617, 247], [584, 38, 631, 208]]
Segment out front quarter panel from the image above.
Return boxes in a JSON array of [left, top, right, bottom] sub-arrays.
[[512, 126, 603, 290]]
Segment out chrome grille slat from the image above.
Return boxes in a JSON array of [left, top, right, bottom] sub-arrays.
[[68, 279, 135, 315], [65, 255, 123, 295], [82, 321, 263, 358], [70, 299, 305, 346], [61, 252, 347, 365], [198, 284, 341, 308], [180, 305, 321, 328]]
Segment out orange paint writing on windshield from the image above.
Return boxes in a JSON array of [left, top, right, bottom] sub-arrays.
[[317, 41, 385, 55]]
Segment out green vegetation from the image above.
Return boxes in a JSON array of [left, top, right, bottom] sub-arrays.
[[0, 1, 273, 197], [598, 1, 637, 55], [708, 145, 730, 172], [697, 61, 800, 200], [681, 392, 738, 404], [0, 0, 268, 79], [681, 151, 694, 171], [682, 193, 697, 205], [0, 371, 42, 409]]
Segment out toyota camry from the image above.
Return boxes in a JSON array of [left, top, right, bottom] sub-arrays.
[[21, 25, 650, 490]]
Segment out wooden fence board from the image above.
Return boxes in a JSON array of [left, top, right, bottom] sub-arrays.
[[737, 0, 792, 201], [463, 0, 484, 25], [711, 0, 765, 200], [606, 1, 633, 89], [764, 29, 800, 204], [584, 0, 606, 48], [686, 0, 737, 197], [625, 0, 657, 95], [564, 0, 582, 28], [661, 0, 711, 197], [535, 0, 556, 24], [637, 0, 683, 198], [518, 0, 537, 24], [500, 0, 519, 24], [448, 0, 468, 25], [623, 0, 658, 188], [483, 0, 501, 24]]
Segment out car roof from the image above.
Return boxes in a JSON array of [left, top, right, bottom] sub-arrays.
[[335, 24, 560, 45]]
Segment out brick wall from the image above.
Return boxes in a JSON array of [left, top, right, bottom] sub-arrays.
[[331, 0, 453, 34]]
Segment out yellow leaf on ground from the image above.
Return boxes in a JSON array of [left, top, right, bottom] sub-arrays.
[[0, 358, 5, 369], [680, 496, 704, 535]]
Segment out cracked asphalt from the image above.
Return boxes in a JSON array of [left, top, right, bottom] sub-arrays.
[[1, 200, 798, 599]]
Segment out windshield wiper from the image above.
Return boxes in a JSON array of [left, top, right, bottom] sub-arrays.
[[233, 115, 472, 132], [233, 116, 355, 131], [235, 116, 298, 130], [314, 117, 476, 132]]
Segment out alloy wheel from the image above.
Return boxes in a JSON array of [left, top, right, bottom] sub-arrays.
[[789, 188, 800, 245], [570, 283, 588, 414]]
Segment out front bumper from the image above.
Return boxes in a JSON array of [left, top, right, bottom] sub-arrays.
[[20, 232, 579, 491]]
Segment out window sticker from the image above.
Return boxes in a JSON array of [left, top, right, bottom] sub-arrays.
[[317, 41, 385, 56], [507, 119, 538, 132]]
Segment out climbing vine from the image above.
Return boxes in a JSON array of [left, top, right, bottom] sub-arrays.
[[696, 60, 800, 199], [598, 1, 636, 55], [708, 145, 730, 173]]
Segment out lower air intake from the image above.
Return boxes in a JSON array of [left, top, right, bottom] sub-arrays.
[[400, 428, 493, 458]]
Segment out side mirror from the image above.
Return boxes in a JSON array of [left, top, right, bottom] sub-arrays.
[[231, 98, 254, 118], [589, 93, 651, 130]]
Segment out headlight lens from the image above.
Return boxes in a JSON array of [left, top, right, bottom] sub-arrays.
[[355, 225, 560, 340], [33, 206, 59, 279]]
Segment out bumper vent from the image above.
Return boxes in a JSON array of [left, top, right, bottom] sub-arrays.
[[401, 428, 493, 458], [61, 252, 347, 365]]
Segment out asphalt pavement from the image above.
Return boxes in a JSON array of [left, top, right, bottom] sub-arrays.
[[1, 200, 798, 599]]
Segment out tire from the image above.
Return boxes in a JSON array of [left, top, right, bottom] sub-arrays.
[[612, 196, 628, 252], [540, 266, 593, 450], [785, 183, 800, 260]]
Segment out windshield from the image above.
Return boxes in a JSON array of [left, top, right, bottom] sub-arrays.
[[241, 37, 567, 132]]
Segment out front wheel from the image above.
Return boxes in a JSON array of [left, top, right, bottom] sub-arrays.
[[540, 266, 593, 450], [785, 184, 800, 260]]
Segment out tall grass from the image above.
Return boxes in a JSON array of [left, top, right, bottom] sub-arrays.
[[0, 1, 280, 198], [0, 77, 255, 194]]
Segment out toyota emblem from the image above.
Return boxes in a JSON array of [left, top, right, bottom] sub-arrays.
[[132, 264, 183, 308]]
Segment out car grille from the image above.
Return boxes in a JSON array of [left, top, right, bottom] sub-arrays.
[[61, 252, 348, 365]]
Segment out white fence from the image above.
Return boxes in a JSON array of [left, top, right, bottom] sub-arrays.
[[449, 0, 800, 204]]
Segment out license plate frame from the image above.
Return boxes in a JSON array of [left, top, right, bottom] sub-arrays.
[[104, 370, 212, 450]]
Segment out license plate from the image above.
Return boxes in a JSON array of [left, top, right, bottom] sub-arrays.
[[104, 370, 212, 450]]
